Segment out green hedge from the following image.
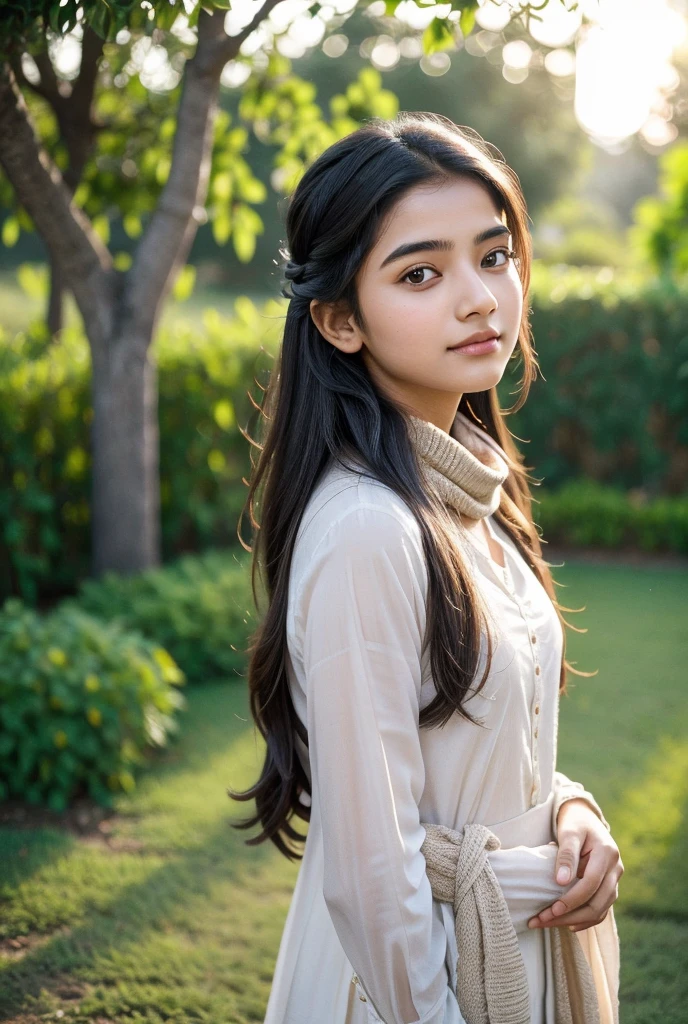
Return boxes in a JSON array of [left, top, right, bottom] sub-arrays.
[[536, 479, 688, 554], [65, 547, 259, 686], [0, 598, 186, 810], [1, 269, 687, 603], [507, 265, 688, 494]]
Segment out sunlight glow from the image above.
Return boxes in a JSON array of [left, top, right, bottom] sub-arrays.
[[528, 1, 582, 48], [574, 0, 686, 146], [476, 0, 514, 33]]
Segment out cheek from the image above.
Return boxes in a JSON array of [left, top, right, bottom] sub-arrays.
[[503, 272, 524, 323], [371, 292, 445, 351]]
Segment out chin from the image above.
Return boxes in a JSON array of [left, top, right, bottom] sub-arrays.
[[459, 369, 509, 393]]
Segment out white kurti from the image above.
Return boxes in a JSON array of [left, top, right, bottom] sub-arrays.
[[263, 458, 619, 1024]]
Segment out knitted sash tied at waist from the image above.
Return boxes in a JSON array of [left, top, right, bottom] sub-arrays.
[[419, 819, 602, 1024]]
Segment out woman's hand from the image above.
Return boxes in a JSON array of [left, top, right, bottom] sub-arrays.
[[527, 797, 624, 933]]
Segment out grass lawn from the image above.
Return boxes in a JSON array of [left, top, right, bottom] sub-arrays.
[[0, 558, 686, 1023]]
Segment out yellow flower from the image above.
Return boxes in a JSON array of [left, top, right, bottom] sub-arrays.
[[47, 647, 67, 667], [53, 730, 68, 748], [84, 673, 100, 692], [86, 707, 102, 728]]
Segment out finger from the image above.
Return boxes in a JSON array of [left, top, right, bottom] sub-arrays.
[[576, 849, 591, 877], [545, 845, 610, 917], [554, 834, 582, 886], [530, 874, 620, 929]]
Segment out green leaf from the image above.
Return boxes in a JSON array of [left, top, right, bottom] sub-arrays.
[[422, 17, 455, 55], [2, 216, 19, 247], [113, 252, 133, 271], [92, 215, 110, 245], [459, 6, 477, 37], [213, 398, 235, 430], [16, 263, 48, 300], [212, 209, 231, 245], [123, 213, 143, 239], [238, 177, 266, 203], [233, 225, 254, 263], [232, 203, 263, 262], [16, 207, 34, 232], [212, 172, 232, 201], [156, 156, 171, 186], [172, 264, 196, 302]]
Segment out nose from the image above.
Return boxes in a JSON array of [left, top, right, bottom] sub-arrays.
[[455, 271, 498, 320]]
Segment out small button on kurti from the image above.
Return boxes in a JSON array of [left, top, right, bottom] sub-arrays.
[[263, 459, 619, 1024]]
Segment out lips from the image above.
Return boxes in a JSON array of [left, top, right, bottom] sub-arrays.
[[448, 330, 500, 351]]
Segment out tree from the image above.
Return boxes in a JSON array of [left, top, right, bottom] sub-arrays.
[[0, 0, 604, 578], [629, 140, 688, 281]]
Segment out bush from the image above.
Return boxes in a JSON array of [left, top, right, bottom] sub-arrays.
[[0, 598, 187, 811], [536, 479, 688, 554], [65, 548, 259, 686]]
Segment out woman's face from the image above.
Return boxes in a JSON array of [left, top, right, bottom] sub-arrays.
[[310, 175, 524, 433]]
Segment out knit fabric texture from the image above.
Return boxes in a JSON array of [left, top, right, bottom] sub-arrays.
[[408, 409, 510, 520], [419, 820, 602, 1024]]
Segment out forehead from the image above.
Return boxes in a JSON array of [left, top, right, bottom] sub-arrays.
[[371, 177, 505, 254]]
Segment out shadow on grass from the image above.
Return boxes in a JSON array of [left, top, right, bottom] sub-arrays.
[[0, 681, 305, 1019], [0, 680, 258, 889], [0, 684, 298, 1019]]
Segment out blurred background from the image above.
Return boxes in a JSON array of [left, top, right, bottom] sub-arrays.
[[0, 2, 686, 1022]]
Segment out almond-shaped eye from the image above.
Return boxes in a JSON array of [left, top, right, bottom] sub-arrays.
[[401, 266, 439, 286], [483, 248, 516, 268]]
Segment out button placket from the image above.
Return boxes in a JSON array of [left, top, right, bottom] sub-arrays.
[[509, 588, 542, 807], [466, 518, 543, 805], [530, 624, 542, 804]]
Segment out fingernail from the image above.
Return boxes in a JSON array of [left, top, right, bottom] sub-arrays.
[[557, 867, 570, 884]]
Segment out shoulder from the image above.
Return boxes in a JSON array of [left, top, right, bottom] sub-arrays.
[[294, 457, 425, 566], [288, 460, 429, 653]]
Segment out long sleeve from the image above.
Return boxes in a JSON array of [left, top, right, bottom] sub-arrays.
[[551, 769, 611, 839], [296, 504, 453, 1024]]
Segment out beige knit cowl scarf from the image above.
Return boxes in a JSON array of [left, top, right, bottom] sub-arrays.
[[407, 409, 510, 520], [407, 409, 606, 1024]]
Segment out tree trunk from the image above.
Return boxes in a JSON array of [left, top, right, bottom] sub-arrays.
[[89, 330, 161, 576]]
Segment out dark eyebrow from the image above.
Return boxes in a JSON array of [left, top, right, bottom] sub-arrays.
[[378, 225, 511, 270]]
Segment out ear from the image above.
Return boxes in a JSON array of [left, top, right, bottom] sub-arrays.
[[310, 298, 364, 354]]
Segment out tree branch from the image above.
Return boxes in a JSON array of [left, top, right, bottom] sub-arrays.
[[125, 0, 283, 339], [74, 24, 105, 115], [0, 61, 114, 343], [8, 53, 56, 104], [11, 26, 105, 189], [199, 0, 285, 78], [33, 48, 61, 100]]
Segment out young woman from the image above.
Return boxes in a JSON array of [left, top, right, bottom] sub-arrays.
[[230, 112, 622, 1024]]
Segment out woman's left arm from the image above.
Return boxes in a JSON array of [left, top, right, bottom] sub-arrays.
[[527, 775, 624, 933]]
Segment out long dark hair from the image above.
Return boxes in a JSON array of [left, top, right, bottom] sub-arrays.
[[228, 112, 591, 860]]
